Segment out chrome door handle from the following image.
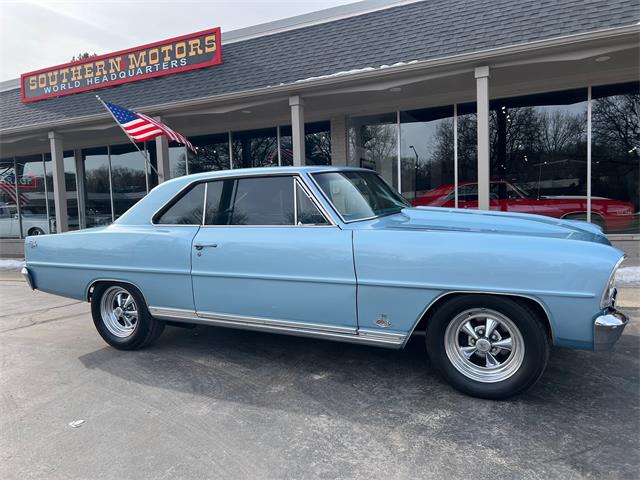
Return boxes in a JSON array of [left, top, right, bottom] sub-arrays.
[[194, 243, 218, 250]]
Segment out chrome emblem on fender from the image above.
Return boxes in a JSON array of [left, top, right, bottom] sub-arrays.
[[28, 240, 38, 248], [375, 315, 391, 328]]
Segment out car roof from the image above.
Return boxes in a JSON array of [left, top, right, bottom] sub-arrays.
[[162, 165, 371, 185]]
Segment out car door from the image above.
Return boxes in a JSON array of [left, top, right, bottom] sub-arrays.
[[191, 174, 357, 330]]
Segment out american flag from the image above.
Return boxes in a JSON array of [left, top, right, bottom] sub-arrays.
[[104, 102, 196, 153]]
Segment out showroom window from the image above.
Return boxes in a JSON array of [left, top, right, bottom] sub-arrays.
[[349, 113, 399, 188], [110, 143, 148, 219], [15, 154, 51, 236], [488, 88, 589, 216], [82, 147, 112, 227], [232, 127, 279, 169], [0, 158, 21, 238], [188, 133, 231, 173], [591, 82, 639, 234], [400, 106, 455, 203], [280, 121, 332, 166], [44, 151, 80, 232]]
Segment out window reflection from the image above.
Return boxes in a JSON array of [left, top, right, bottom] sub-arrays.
[[189, 134, 230, 173], [279, 121, 332, 166], [232, 128, 278, 168], [43, 151, 80, 232], [400, 106, 454, 203], [484, 90, 592, 224], [349, 113, 398, 188], [0, 159, 21, 238], [16, 154, 50, 236], [82, 147, 112, 227], [109, 143, 148, 218], [592, 82, 639, 233], [169, 145, 188, 177]]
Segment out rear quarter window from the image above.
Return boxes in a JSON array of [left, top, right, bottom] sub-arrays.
[[154, 183, 205, 225]]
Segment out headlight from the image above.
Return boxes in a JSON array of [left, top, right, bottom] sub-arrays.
[[600, 256, 625, 309]]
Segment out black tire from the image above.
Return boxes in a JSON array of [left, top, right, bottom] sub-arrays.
[[28, 227, 45, 236], [425, 295, 549, 400], [91, 282, 164, 350]]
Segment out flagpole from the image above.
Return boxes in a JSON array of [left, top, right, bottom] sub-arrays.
[[95, 95, 160, 178]]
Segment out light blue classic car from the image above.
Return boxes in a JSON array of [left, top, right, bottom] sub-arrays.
[[22, 167, 628, 399]]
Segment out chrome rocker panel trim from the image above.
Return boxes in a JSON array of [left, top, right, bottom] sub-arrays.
[[148, 306, 406, 348], [593, 308, 629, 351]]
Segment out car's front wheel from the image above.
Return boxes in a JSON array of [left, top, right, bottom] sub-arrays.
[[426, 295, 549, 399], [91, 282, 164, 350]]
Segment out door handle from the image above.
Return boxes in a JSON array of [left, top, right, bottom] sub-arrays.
[[194, 243, 218, 251]]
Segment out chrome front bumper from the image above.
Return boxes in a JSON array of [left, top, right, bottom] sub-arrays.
[[594, 309, 629, 351], [21, 267, 34, 290]]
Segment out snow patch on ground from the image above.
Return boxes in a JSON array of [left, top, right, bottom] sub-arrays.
[[616, 266, 640, 287], [0, 259, 25, 271]]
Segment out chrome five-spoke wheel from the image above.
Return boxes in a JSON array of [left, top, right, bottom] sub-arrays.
[[100, 286, 139, 338], [444, 308, 525, 383]]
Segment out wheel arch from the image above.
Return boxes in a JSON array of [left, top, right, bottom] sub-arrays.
[[86, 278, 149, 306], [407, 291, 554, 346]]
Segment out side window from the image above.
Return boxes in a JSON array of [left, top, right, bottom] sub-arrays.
[[295, 181, 329, 225], [155, 183, 205, 225], [205, 176, 294, 225], [458, 184, 478, 202]]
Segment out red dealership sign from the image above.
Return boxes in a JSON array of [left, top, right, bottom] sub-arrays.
[[21, 27, 222, 103]]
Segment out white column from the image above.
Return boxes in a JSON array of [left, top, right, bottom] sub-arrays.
[[155, 116, 170, 183], [289, 95, 305, 166], [47, 131, 69, 233], [330, 115, 348, 166], [475, 66, 490, 210]]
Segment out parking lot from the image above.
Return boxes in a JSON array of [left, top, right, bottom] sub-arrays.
[[1, 272, 638, 480]]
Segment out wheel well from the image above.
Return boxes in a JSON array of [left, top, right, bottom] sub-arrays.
[[412, 292, 553, 340], [86, 280, 146, 304]]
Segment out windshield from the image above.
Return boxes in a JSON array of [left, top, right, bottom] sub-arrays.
[[312, 171, 410, 222]]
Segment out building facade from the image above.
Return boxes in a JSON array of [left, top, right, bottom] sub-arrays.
[[1, 0, 638, 256]]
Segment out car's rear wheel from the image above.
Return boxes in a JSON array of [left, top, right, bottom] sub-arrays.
[[426, 295, 549, 399], [28, 227, 45, 236], [91, 282, 164, 350]]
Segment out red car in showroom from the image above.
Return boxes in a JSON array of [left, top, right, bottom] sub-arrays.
[[412, 180, 636, 233]]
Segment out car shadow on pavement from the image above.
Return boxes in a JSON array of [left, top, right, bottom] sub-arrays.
[[78, 313, 640, 477]]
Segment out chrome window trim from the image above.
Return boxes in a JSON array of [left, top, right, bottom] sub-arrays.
[[148, 306, 406, 348], [201, 182, 208, 226], [293, 176, 298, 224], [294, 177, 333, 226], [307, 170, 409, 224], [152, 172, 337, 228]]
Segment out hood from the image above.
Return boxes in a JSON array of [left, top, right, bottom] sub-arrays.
[[375, 207, 610, 245]]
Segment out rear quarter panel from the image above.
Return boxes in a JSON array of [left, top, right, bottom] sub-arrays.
[[25, 224, 198, 310]]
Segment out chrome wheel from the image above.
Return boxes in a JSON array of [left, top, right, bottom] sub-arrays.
[[100, 286, 139, 338], [444, 308, 525, 383]]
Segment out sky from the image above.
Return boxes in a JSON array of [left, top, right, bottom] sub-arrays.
[[0, 0, 361, 81]]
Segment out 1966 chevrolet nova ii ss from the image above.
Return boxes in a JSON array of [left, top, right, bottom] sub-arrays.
[[22, 167, 629, 399]]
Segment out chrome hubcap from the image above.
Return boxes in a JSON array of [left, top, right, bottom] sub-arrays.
[[444, 308, 525, 383], [100, 286, 138, 338]]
